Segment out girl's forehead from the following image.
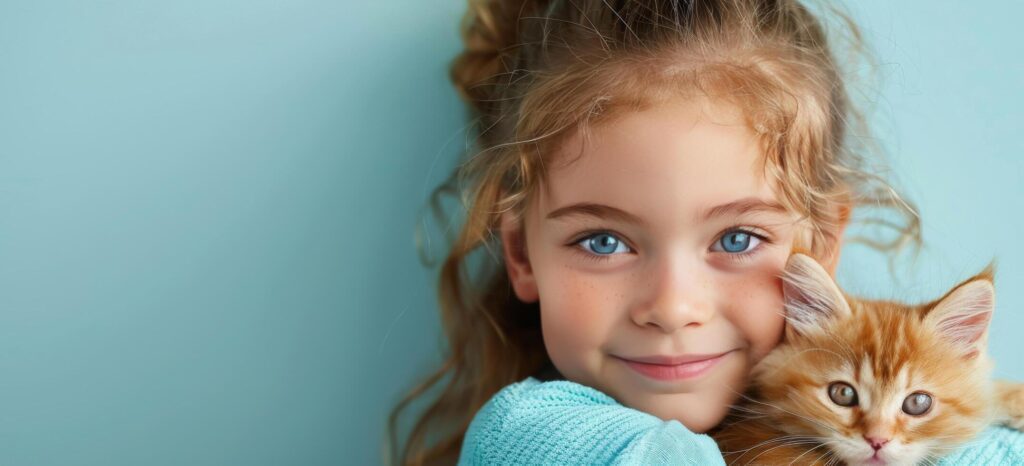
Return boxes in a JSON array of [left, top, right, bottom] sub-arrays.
[[534, 98, 785, 225]]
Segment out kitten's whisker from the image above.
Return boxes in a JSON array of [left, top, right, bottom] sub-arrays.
[[809, 447, 835, 466], [720, 415, 770, 427], [725, 404, 767, 415], [787, 440, 830, 466], [719, 434, 815, 455], [768, 392, 841, 435], [740, 440, 823, 466], [928, 435, 987, 447]]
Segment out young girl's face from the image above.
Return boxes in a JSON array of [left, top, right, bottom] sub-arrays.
[[502, 96, 822, 432]]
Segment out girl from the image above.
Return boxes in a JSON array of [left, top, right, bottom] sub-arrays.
[[388, 0, 1024, 464]]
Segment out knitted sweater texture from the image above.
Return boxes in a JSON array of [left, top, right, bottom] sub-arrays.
[[458, 377, 1024, 465]]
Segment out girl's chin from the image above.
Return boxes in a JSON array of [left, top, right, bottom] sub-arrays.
[[620, 391, 736, 433], [568, 356, 748, 431]]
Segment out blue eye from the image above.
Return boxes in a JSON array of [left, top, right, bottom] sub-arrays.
[[714, 230, 763, 254], [572, 229, 765, 262], [578, 233, 631, 256]]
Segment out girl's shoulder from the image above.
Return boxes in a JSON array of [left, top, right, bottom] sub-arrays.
[[457, 377, 725, 465], [483, 376, 620, 409]]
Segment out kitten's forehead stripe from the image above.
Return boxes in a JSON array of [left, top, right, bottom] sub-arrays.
[[857, 303, 918, 386], [896, 366, 909, 393]]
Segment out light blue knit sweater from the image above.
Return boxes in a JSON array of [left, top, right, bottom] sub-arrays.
[[458, 377, 1024, 465]]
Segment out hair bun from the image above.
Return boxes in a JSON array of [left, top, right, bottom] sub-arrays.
[[451, 0, 545, 117]]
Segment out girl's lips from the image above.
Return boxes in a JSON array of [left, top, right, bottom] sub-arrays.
[[616, 350, 733, 381]]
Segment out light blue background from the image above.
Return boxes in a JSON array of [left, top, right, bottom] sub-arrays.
[[0, 1, 1019, 465]]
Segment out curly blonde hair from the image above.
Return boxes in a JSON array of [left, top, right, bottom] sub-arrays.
[[387, 0, 921, 464]]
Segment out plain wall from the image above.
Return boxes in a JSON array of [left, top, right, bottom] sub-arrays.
[[0, 1, 1020, 464]]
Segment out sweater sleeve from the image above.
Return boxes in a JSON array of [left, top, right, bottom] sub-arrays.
[[457, 377, 725, 465], [936, 425, 1024, 465]]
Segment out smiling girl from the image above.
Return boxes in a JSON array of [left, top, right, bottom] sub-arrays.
[[384, 0, 1017, 464], [501, 96, 814, 435]]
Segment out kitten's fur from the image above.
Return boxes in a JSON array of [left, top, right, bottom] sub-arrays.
[[711, 254, 1024, 466]]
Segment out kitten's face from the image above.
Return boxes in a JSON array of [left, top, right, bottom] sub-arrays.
[[751, 254, 995, 466]]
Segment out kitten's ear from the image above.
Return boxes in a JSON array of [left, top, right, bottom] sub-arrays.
[[924, 262, 996, 360], [781, 253, 852, 339]]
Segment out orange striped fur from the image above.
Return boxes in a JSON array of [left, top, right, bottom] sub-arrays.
[[712, 254, 1024, 465]]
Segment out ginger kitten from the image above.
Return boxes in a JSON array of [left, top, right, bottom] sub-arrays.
[[712, 254, 1024, 465]]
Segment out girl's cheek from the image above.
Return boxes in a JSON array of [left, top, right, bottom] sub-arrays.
[[720, 258, 787, 361], [538, 268, 623, 360]]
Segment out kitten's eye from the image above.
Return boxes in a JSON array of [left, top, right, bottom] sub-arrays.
[[827, 382, 858, 407], [902, 392, 933, 416]]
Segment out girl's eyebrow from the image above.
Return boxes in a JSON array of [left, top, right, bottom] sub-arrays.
[[546, 202, 646, 225], [699, 197, 788, 221], [545, 197, 787, 225]]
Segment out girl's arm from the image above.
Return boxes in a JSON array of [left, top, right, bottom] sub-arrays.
[[457, 378, 725, 465], [936, 381, 1024, 464], [937, 426, 1024, 465]]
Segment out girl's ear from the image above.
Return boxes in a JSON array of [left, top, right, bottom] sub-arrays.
[[500, 210, 539, 303], [820, 202, 852, 277], [781, 253, 852, 340]]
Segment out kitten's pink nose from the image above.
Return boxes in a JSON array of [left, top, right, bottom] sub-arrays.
[[863, 436, 890, 450]]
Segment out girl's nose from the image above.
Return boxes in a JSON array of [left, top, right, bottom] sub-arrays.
[[630, 257, 715, 333]]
